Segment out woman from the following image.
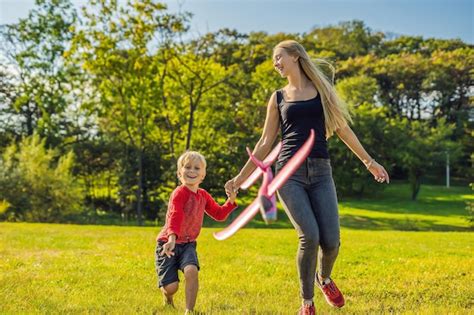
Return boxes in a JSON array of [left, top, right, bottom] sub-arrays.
[[225, 40, 390, 315]]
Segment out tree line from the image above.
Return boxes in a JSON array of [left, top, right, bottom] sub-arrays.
[[0, 0, 472, 224]]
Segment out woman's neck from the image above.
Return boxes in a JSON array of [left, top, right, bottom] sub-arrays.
[[287, 70, 310, 91]]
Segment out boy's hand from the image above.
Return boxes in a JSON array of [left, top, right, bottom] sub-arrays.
[[160, 238, 176, 258], [226, 188, 237, 204]]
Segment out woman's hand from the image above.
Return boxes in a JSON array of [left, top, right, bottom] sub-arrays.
[[367, 160, 390, 184], [225, 178, 238, 196]]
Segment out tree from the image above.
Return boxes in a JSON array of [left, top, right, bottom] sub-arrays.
[[0, 60, 19, 149], [395, 118, 460, 200], [332, 75, 394, 196], [305, 20, 383, 60], [428, 48, 473, 123], [379, 36, 468, 57], [0, 0, 78, 146], [68, 0, 189, 224], [166, 46, 229, 150]]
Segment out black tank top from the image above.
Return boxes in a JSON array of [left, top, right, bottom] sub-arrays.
[[276, 89, 329, 166]]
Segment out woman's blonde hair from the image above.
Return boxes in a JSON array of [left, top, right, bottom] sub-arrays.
[[177, 151, 207, 177], [275, 40, 352, 138]]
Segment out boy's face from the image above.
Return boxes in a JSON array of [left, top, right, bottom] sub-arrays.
[[178, 159, 206, 188]]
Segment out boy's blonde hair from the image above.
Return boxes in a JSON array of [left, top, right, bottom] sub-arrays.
[[176, 151, 207, 176]]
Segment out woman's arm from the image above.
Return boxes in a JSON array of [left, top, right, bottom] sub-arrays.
[[336, 125, 390, 183], [226, 92, 280, 191]]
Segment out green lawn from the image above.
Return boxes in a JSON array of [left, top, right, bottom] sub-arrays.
[[0, 184, 473, 314], [215, 182, 473, 232], [338, 183, 472, 232]]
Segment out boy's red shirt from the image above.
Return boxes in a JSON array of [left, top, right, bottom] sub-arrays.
[[157, 185, 237, 244]]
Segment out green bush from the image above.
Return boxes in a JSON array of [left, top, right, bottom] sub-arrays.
[[0, 135, 84, 222]]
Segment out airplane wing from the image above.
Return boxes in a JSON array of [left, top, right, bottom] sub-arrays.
[[268, 129, 314, 194], [213, 199, 260, 240], [240, 142, 282, 190], [213, 130, 315, 241]]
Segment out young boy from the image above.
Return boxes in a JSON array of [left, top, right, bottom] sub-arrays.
[[155, 151, 237, 314]]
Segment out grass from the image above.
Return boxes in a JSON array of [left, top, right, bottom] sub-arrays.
[[0, 183, 473, 314], [210, 182, 473, 232], [338, 183, 472, 232]]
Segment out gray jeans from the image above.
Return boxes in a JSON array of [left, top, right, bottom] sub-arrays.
[[276, 158, 340, 300]]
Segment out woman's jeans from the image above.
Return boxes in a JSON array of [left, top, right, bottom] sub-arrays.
[[276, 158, 340, 300]]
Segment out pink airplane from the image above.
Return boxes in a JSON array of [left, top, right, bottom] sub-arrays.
[[214, 129, 315, 240]]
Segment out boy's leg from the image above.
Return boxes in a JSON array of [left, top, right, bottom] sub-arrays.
[[161, 281, 178, 306], [179, 242, 200, 312], [155, 241, 180, 306], [183, 265, 199, 311]]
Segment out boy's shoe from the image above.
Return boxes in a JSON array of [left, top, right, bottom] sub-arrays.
[[298, 303, 316, 315], [316, 275, 345, 308]]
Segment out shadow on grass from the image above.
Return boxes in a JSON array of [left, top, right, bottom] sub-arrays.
[[202, 209, 293, 229], [202, 182, 472, 232], [203, 208, 472, 232], [339, 199, 468, 217], [70, 183, 470, 232], [339, 214, 472, 232]]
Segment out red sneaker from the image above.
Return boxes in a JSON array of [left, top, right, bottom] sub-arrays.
[[298, 303, 316, 315], [316, 276, 345, 308]]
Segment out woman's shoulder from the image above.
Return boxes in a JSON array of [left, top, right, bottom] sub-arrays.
[[276, 86, 293, 103], [275, 86, 287, 94], [272, 88, 286, 105]]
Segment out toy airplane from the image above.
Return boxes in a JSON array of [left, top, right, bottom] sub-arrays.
[[213, 129, 315, 240]]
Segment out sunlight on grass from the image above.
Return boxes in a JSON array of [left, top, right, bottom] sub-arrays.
[[0, 223, 472, 314], [460, 194, 474, 201], [0, 183, 472, 313], [224, 183, 472, 232]]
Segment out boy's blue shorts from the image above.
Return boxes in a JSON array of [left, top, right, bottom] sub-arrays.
[[155, 241, 200, 288]]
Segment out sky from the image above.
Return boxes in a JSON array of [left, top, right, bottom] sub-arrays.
[[0, 0, 472, 43]]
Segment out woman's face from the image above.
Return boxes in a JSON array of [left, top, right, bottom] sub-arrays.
[[272, 47, 298, 78]]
